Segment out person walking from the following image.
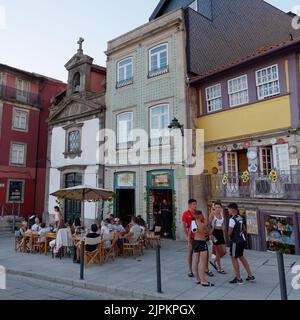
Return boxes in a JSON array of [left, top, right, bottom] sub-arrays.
[[190, 211, 214, 287], [160, 199, 171, 237], [228, 203, 255, 284], [209, 201, 227, 274]]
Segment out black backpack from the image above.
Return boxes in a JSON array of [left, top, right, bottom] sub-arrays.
[[231, 215, 247, 243]]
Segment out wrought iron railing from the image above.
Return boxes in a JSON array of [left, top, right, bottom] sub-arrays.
[[0, 84, 40, 107], [148, 65, 169, 78], [205, 170, 300, 200]]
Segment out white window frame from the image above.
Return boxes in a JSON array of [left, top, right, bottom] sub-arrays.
[[16, 78, 30, 102], [149, 104, 170, 146], [256, 64, 280, 100], [12, 108, 29, 131], [228, 75, 249, 107], [10, 142, 26, 166], [259, 147, 273, 175], [206, 84, 222, 113], [117, 57, 133, 83], [67, 130, 81, 153], [117, 112, 133, 149], [189, 0, 198, 11], [272, 144, 290, 175], [149, 43, 169, 72]]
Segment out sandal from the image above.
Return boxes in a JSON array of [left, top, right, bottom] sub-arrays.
[[209, 260, 218, 271], [202, 282, 215, 287], [206, 270, 214, 277], [217, 269, 227, 275], [188, 272, 194, 278]]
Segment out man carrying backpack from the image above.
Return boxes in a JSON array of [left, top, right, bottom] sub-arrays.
[[228, 203, 255, 284]]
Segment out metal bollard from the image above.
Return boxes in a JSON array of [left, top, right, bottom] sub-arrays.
[[156, 244, 162, 293], [80, 240, 84, 280], [276, 251, 288, 300]]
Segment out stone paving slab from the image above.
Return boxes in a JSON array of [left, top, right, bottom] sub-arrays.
[[0, 236, 300, 300]]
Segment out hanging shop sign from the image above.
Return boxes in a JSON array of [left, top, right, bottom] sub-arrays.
[[246, 210, 259, 235], [151, 172, 172, 187], [117, 172, 135, 188]]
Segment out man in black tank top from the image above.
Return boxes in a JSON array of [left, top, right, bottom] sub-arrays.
[[228, 203, 255, 285]]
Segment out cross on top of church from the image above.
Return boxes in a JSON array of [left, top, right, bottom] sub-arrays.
[[77, 37, 84, 53]]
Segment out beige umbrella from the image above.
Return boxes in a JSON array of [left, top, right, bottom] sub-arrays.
[[50, 185, 114, 224]]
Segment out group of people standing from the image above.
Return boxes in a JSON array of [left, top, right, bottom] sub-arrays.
[[182, 199, 255, 287]]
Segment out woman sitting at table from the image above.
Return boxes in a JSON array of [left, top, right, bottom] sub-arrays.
[[16, 221, 28, 240], [74, 224, 100, 263], [124, 217, 142, 243], [72, 217, 83, 236], [38, 223, 50, 242]]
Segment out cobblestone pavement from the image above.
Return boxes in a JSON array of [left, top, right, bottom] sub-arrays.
[[1, 236, 300, 300], [0, 274, 128, 300]]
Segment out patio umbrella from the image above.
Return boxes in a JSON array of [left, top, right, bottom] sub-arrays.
[[50, 185, 114, 224]]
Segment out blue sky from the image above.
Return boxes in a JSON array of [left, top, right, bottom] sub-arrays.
[[0, 0, 299, 81]]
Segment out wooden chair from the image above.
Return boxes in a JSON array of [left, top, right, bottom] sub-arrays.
[[15, 234, 25, 253], [103, 233, 118, 263], [145, 226, 161, 248], [84, 237, 103, 267], [15, 231, 30, 253], [32, 236, 45, 254], [123, 234, 143, 257]]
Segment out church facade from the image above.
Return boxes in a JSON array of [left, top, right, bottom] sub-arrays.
[[45, 39, 106, 226]]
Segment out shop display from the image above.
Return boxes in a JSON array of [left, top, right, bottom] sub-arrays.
[[265, 215, 295, 254]]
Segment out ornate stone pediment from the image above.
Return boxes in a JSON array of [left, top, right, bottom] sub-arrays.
[[48, 94, 105, 124]]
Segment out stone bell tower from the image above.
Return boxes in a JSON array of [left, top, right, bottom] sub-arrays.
[[64, 37, 94, 97]]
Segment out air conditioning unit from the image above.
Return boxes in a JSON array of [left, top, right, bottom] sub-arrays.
[[253, 177, 286, 199]]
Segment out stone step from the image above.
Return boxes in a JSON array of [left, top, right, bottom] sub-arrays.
[[0, 226, 12, 233]]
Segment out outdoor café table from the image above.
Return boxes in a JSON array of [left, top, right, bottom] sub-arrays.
[[44, 232, 56, 256], [24, 231, 39, 253]]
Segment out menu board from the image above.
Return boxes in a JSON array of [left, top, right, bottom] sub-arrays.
[[246, 210, 259, 235]]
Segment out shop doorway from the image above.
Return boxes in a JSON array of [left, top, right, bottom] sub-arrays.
[[151, 189, 173, 238], [115, 189, 135, 226]]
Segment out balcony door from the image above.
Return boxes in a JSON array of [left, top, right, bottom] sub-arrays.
[[16, 79, 30, 103], [225, 152, 239, 196]]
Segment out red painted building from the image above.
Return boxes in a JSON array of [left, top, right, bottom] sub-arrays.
[[0, 64, 66, 218]]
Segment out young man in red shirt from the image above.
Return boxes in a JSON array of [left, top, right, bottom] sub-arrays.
[[182, 199, 206, 277]]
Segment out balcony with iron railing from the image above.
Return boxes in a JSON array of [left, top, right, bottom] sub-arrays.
[[205, 170, 300, 201], [0, 84, 40, 107]]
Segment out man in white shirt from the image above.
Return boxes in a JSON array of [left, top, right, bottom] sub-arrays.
[[31, 217, 42, 232]]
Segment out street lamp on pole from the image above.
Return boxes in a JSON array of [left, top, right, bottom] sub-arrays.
[[168, 118, 184, 136]]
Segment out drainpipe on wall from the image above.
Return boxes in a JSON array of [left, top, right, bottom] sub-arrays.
[[33, 91, 43, 217], [185, 76, 193, 200]]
